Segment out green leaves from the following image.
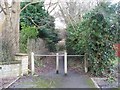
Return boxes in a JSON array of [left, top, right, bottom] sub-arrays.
[[20, 23, 38, 53], [20, 2, 59, 52], [66, 1, 118, 76]]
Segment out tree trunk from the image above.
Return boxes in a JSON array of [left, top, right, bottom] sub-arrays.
[[2, 1, 20, 61]]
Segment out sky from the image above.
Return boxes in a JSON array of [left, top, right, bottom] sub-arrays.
[[0, 0, 120, 29], [111, 0, 120, 4]]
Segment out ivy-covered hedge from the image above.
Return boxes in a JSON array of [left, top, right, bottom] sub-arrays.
[[66, 2, 119, 76]]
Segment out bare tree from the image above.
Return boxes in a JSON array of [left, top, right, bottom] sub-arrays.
[[58, 1, 95, 25], [0, 0, 20, 61], [52, 0, 103, 28]]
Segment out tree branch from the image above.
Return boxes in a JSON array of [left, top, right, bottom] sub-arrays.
[[58, 4, 67, 24], [27, 16, 39, 27], [20, 2, 39, 13], [58, 4, 76, 30], [20, 1, 59, 14], [0, 6, 12, 14], [47, 0, 52, 11], [49, 2, 58, 14], [0, 4, 7, 15]]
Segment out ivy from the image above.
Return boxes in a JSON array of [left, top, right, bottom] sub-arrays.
[[66, 2, 119, 76]]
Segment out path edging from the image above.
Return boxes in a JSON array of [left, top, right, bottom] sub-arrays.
[[91, 78, 100, 89], [5, 76, 20, 88]]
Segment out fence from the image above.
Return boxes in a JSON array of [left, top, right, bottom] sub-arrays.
[[30, 51, 88, 75]]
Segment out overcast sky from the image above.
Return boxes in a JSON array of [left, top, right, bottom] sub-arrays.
[[0, 0, 120, 29], [111, 0, 120, 4]]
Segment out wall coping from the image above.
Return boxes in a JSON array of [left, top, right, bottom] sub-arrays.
[[15, 53, 28, 56], [0, 61, 21, 65]]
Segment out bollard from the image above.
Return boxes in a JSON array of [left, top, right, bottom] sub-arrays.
[[64, 51, 67, 75], [31, 52, 35, 75], [84, 53, 88, 73], [56, 53, 59, 74]]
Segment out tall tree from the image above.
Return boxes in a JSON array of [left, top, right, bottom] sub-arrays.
[[0, 0, 20, 61]]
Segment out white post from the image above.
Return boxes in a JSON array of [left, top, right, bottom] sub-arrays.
[[56, 53, 59, 74], [64, 51, 67, 75], [84, 53, 88, 73], [31, 52, 35, 75]]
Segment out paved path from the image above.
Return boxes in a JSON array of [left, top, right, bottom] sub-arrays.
[[9, 56, 96, 88], [40, 57, 96, 88]]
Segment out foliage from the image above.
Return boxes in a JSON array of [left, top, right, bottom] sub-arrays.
[[20, 23, 38, 53], [66, 2, 119, 76], [20, 2, 59, 52]]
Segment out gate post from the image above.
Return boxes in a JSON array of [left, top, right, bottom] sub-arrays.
[[31, 52, 35, 75], [64, 51, 67, 75], [56, 53, 59, 74]]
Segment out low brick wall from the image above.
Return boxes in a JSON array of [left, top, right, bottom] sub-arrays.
[[0, 53, 28, 78], [0, 64, 21, 78]]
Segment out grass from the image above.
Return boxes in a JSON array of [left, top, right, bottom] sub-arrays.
[[35, 77, 56, 88], [86, 78, 97, 88], [17, 76, 57, 88], [35, 79, 55, 88]]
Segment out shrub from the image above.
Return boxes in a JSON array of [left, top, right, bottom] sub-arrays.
[[20, 2, 59, 52], [20, 23, 38, 53]]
